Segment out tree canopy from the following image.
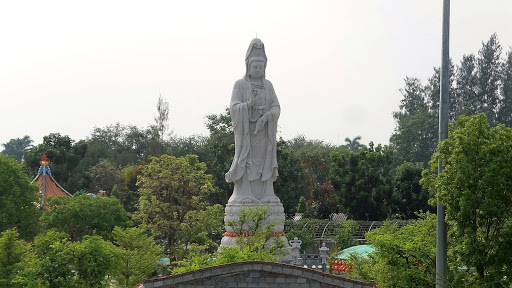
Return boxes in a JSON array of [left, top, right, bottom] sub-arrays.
[[41, 194, 131, 242], [422, 113, 512, 285], [349, 213, 437, 288], [1, 136, 33, 162], [330, 142, 394, 220], [135, 154, 214, 257], [110, 226, 163, 288], [391, 162, 433, 219], [0, 230, 34, 287], [391, 34, 512, 167], [0, 154, 40, 240]]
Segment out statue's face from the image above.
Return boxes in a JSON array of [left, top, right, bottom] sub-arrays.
[[249, 61, 265, 78]]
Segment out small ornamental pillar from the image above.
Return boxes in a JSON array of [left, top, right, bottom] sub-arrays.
[[289, 237, 302, 265], [319, 242, 330, 272]]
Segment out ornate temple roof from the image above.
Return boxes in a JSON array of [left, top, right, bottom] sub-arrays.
[[31, 153, 72, 198]]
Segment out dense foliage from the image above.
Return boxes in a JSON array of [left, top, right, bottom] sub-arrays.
[[174, 204, 225, 258], [135, 154, 214, 257], [330, 142, 394, 220], [41, 194, 131, 242], [422, 114, 512, 286], [111, 226, 163, 288], [391, 34, 512, 167], [0, 230, 34, 287], [274, 139, 308, 214], [348, 213, 437, 288], [391, 162, 433, 219], [0, 155, 40, 240], [335, 220, 360, 251]]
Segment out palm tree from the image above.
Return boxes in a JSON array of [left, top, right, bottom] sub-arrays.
[[344, 136, 364, 152], [1, 135, 33, 162]]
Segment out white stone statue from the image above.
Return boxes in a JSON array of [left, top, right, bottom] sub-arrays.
[[225, 38, 281, 204], [221, 39, 290, 260]]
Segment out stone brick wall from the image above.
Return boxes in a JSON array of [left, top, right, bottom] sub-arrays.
[[143, 261, 374, 288]]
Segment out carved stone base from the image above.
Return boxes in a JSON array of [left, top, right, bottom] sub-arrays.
[[220, 202, 291, 261]]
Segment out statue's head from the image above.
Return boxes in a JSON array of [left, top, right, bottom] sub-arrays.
[[245, 38, 267, 78]]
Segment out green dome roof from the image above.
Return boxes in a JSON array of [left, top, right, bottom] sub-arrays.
[[335, 245, 375, 260]]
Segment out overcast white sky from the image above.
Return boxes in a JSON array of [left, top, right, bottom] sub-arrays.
[[1, 0, 512, 147]]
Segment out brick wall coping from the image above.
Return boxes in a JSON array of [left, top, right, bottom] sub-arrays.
[[143, 260, 375, 288]]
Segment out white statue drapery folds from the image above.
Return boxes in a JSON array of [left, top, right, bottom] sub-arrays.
[[225, 38, 281, 204], [221, 39, 290, 259]]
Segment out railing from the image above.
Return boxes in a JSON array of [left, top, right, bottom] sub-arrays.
[[285, 215, 410, 243]]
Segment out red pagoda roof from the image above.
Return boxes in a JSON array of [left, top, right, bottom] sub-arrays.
[[31, 153, 72, 198], [33, 174, 71, 197]]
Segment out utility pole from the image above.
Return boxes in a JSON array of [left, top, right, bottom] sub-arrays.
[[437, 0, 450, 287]]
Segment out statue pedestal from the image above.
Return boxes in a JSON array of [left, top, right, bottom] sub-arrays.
[[220, 202, 291, 262]]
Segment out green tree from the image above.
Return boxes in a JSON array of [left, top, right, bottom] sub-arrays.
[[204, 108, 234, 206], [41, 194, 131, 242], [18, 230, 76, 288], [123, 125, 150, 159], [476, 33, 502, 125], [168, 135, 210, 163], [307, 183, 338, 219], [349, 213, 437, 288], [390, 110, 437, 167], [454, 54, 479, 118], [117, 164, 145, 214], [110, 226, 163, 288], [498, 49, 512, 127], [289, 135, 338, 218], [87, 123, 150, 166], [335, 220, 359, 251], [15, 230, 116, 288], [88, 159, 124, 195], [295, 196, 307, 213], [154, 95, 170, 143], [143, 96, 171, 158], [424, 62, 455, 120], [0, 155, 40, 240], [390, 77, 438, 166], [135, 155, 214, 257], [448, 34, 503, 125], [391, 162, 432, 219], [69, 235, 116, 287], [1, 136, 33, 162], [330, 143, 394, 220], [288, 135, 334, 188], [274, 139, 308, 215], [422, 113, 512, 285], [344, 136, 364, 152], [175, 204, 225, 258], [390, 60, 454, 168], [0, 230, 35, 287], [396, 77, 428, 115]]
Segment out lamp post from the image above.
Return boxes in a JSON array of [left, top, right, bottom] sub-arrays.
[[437, 0, 450, 287], [289, 237, 302, 265], [319, 242, 329, 273]]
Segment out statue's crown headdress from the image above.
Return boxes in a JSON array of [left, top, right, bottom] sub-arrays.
[[245, 38, 267, 76]]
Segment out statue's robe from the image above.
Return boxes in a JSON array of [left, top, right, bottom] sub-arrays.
[[225, 76, 280, 203]]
